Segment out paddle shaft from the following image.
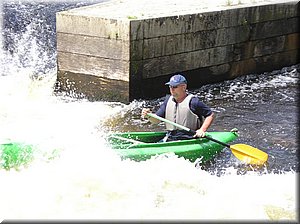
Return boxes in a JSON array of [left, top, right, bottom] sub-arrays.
[[147, 113, 191, 132], [147, 113, 229, 147], [203, 135, 230, 148], [146, 113, 268, 165]]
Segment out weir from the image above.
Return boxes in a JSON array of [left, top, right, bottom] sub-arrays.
[[56, 0, 299, 103]]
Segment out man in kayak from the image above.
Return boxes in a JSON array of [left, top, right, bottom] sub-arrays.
[[141, 74, 214, 142]]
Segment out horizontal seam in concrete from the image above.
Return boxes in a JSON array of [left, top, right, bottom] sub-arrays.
[[249, 31, 299, 42], [56, 31, 128, 41], [137, 16, 299, 40], [237, 47, 299, 61], [155, 48, 299, 72], [135, 33, 299, 61], [57, 50, 130, 62]]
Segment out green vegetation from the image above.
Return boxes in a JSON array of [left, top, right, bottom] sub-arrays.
[[127, 15, 138, 19], [0, 142, 35, 170], [0, 142, 62, 171]]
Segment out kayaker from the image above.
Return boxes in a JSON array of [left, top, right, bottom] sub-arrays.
[[141, 73, 214, 142]]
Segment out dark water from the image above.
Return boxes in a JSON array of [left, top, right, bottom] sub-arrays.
[[1, 0, 299, 175]]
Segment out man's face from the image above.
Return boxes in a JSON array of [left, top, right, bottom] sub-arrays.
[[169, 84, 186, 99]]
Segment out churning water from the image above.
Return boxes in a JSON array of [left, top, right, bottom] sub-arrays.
[[0, 0, 298, 221]]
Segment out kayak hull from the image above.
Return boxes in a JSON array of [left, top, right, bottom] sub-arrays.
[[107, 130, 239, 163]]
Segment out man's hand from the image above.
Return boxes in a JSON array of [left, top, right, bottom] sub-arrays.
[[141, 108, 151, 119], [193, 129, 206, 138]]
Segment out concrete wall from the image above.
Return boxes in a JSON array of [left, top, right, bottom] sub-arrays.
[[56, 12, 131, 102], [56, 1, 300, 103]]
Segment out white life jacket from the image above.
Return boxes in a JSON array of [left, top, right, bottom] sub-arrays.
[[165, 94, 201, 131]]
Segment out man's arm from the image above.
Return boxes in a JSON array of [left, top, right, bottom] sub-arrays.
[[141, 95, 170, 124], [190, 97, 214, 138], [195, 112, 214, 137], [141, 108, 161, 124]]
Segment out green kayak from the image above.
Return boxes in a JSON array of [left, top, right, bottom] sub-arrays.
[[107, 129, 239, 163]]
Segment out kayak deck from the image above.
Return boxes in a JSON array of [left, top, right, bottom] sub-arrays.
[[107, 130, 239, 163]]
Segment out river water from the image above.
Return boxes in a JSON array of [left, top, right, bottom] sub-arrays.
[[0, 0, 298, 221]]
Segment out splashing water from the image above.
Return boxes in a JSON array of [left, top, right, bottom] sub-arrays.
[[0, 0, 298, 221]]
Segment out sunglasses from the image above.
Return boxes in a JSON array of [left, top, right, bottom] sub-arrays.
[[169, 85, 179, 89]]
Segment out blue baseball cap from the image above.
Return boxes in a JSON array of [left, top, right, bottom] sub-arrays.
[[165, 74, 187, 87]]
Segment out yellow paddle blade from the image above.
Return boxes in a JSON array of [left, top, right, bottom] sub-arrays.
[[230, 144, 268, 165]]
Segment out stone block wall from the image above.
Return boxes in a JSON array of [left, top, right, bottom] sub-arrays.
[[56, 1, 299, 102], [56, 12, 131, 102]]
